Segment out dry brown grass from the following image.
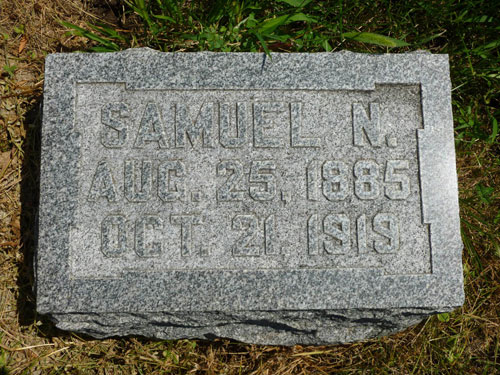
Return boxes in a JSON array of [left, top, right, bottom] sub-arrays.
[[0, 1, 499, 374]]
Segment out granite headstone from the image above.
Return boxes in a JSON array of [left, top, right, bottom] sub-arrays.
[[36, 49, 463, 345]]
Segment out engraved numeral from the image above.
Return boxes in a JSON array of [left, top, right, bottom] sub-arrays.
[[356, 214, 368, 253], [232, 214, 278, 256], [249, 160, 277, 201], [264, 214, 278, 255], [353, 160, 380, 200], [373, 213, 399, 253], [308, 213, 351, 255], [384, 160, 410, 200], [307, 160, 320, 201], [217, 160, 245, 201], [232, 214, 259, 256], [307, 160, 349, 201], [323, 213, 350, 255], [322, 161, 349, 201]]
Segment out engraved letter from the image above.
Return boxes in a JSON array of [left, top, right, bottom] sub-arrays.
[[101, 215, 127, 257], [135, 215, 163, 257], [176, 102, 215, 148], [219, 102, 248, 148], [323, 214, 350, 255], [101, 103, 128, 148], [124, 159, 153, 202], [290, 102, 320, 148], [88, 160, 118, 202], [373, 213, 399, 253], [253, 102, 286, 148], [158, 160, 186, 202], [171, 215, 203, 256], [352, 103, 381, 147], [134, 102, 169, 148]]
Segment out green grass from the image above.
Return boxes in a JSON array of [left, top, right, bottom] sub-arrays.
[[62, 0, 499, 144], [0, 0, 498, 373]]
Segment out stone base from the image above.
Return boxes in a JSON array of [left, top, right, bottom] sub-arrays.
[[48, 308, 453, 345]]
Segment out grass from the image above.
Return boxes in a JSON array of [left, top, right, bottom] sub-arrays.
[[0, 0, 499, 373]]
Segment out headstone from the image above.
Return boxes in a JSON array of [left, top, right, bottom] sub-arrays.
[[37, 49, 463, 345]]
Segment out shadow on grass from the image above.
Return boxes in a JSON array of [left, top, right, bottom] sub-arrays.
[[16, 96, 71, 338]]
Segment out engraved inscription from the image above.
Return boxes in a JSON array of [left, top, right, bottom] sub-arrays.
[[254, 102, 286, 148], [306, 160, 410, 202], [373, 213, 399, 253], [323, 213, 351, 255], [74, 84, 429, 276], [217, 160, 277, 202], [232, 214, 278, 256], [308, 213, 400, 255], [322, 161, 349, 201], [232, 214, 259, 256]]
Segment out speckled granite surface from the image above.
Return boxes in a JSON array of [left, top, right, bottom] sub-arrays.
[[36, 49, 463, 345]]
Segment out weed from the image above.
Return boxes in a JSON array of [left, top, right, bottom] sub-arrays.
[[0, 349, 9, 375], [1, 65, 16, 78], [61, 0, 411, 55]]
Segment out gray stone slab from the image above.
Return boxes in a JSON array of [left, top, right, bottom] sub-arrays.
[[36, 49, 463, 345]]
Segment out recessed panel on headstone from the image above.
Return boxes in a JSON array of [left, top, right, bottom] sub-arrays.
[[37, 50, 463, 345]]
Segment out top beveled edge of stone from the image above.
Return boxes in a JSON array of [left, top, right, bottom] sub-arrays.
[[44, 47, 447, 62]]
